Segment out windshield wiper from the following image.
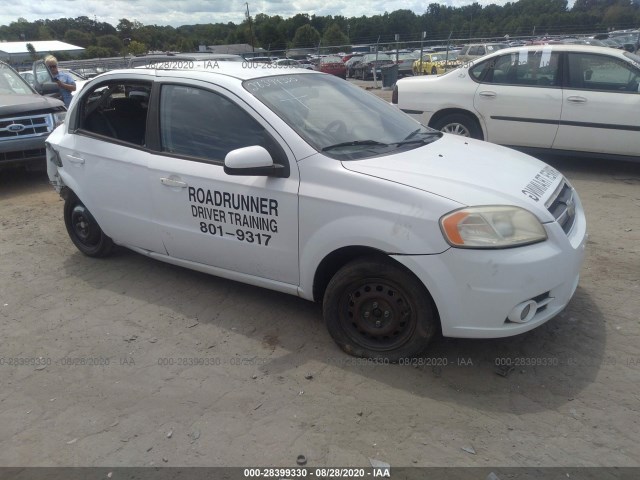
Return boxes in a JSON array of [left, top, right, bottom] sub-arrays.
[[403, 128, 422, 141], [322, 140, 389, 152], [393, 130, 442, 146]]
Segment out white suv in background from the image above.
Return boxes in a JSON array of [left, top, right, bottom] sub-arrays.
[[394, 45, 640, 161], [457, 43, 509, 63]]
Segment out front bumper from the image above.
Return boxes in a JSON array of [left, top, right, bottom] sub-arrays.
[[0, 134, 48, 166], [392, 200, 587, 338]]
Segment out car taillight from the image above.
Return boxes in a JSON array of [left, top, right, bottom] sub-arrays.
[[392, 85, 398, 104]]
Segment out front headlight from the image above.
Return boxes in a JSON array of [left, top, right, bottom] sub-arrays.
[[440, 206, 547, 249], [53, 111, 66, 127]]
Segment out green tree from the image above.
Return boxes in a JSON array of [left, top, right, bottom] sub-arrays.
[[322, 24, 349, 50], [127, 40, 147, 55], [97, 34, 123, 55], [82, 46, 112, 59], [26, 43, 37, 60], [292, 24, 320, 48], [64, 29, 93, 48]]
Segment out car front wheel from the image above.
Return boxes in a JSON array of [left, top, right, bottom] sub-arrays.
[[432, 113, 483, 140], [64, 194, 114, 257], [323, 256, 438, 361]]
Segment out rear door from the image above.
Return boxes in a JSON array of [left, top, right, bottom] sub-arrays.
[[61, 75, 165, 253], [553, 51, 640, 156], [472, 49, 562, 148]]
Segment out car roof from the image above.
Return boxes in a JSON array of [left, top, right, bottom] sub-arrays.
[[98, 61, 324, 82], [128, 53, 243, 67], [486, 44, 633, 58]]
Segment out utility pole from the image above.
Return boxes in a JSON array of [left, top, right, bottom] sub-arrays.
[[419, 31, 425, 75], [245, 3, 255, 53]]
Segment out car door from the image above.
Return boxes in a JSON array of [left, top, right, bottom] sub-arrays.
[[553, 51, 640, 157], [32, 59, 59, 96], [148, 81, 300, 285], [62, 76, 166, 253], [472, 49, 562, 148]]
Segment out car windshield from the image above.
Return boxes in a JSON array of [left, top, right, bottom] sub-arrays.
[[0, 63, 34, 95], [244, 73, 440, 160]]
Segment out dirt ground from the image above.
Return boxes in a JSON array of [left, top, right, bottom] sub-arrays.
[[1, 85, 639, 468]]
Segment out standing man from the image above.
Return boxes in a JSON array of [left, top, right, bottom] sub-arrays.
[[44, 55, 76, 107]]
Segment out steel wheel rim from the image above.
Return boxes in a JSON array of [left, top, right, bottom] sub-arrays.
[[71, 206, 100, 246], [441, 123, 471, 137], [339, 278, 416, 351]]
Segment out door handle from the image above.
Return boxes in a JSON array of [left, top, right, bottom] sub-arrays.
[[567, 96, 587, 104], [66, 155, 85, 164], [160, 177, 188, 188], [478, 91, 497, 98]]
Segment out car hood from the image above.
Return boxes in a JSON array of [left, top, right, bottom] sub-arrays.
[[340, 134, 564, 222], [0, 93, 64, 116]]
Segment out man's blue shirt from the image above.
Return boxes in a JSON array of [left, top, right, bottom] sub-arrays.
[[55, 71, 75, 107]]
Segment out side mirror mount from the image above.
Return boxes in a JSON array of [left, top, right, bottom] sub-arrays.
[[224, 145, 287, 178]]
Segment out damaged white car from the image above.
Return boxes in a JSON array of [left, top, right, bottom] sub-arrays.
[[45, 63, 586, 360]]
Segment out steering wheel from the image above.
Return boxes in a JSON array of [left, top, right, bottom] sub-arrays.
[[323, 120, 347, 136]]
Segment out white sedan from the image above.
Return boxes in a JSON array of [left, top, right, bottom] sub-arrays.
[[394, 45, 640, 161], [45, 63, 586, 360]]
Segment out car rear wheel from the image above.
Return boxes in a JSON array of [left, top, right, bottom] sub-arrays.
[[432, 113, 483, 140], [431, 66, 438, 75], [64, 194, 114, 257], [323, 256, 438, 361]]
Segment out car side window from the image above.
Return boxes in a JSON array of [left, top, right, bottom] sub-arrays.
[[159, 84, 277, 164], [567, 53, 640, 92], [78, 81, 151, 146], [477, 46, 486, 56], [483, 51, 560, 86]]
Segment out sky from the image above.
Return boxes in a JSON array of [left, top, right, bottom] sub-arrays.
[[0, 0, 511, 29]]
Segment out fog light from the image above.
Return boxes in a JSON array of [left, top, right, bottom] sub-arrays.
[[507, 300, 538, 323]]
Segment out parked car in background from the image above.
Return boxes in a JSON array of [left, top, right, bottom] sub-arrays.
[[72, 67, 100, 78], [412, 51, 460, 75], [0, 60, 66, 169], [457, 43, 509, 63], [345, 55, 364, 78], [352, 53, 394, 80], [394, 45, 640, 161], [272, 58, 313, 69], [394, 52, 419, 77], [45, 62, 586, 360], [317, 55, 347, 79], [341, 53, 362, 63]]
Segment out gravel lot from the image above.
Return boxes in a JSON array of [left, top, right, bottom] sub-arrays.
[[0, 83, 639, 468]]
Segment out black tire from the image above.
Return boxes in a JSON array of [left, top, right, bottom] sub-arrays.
[[64, 194, 114, 257], [432, 113, 483, 140], [323, 256, 438, 361], [431, 66, 438, 75]]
